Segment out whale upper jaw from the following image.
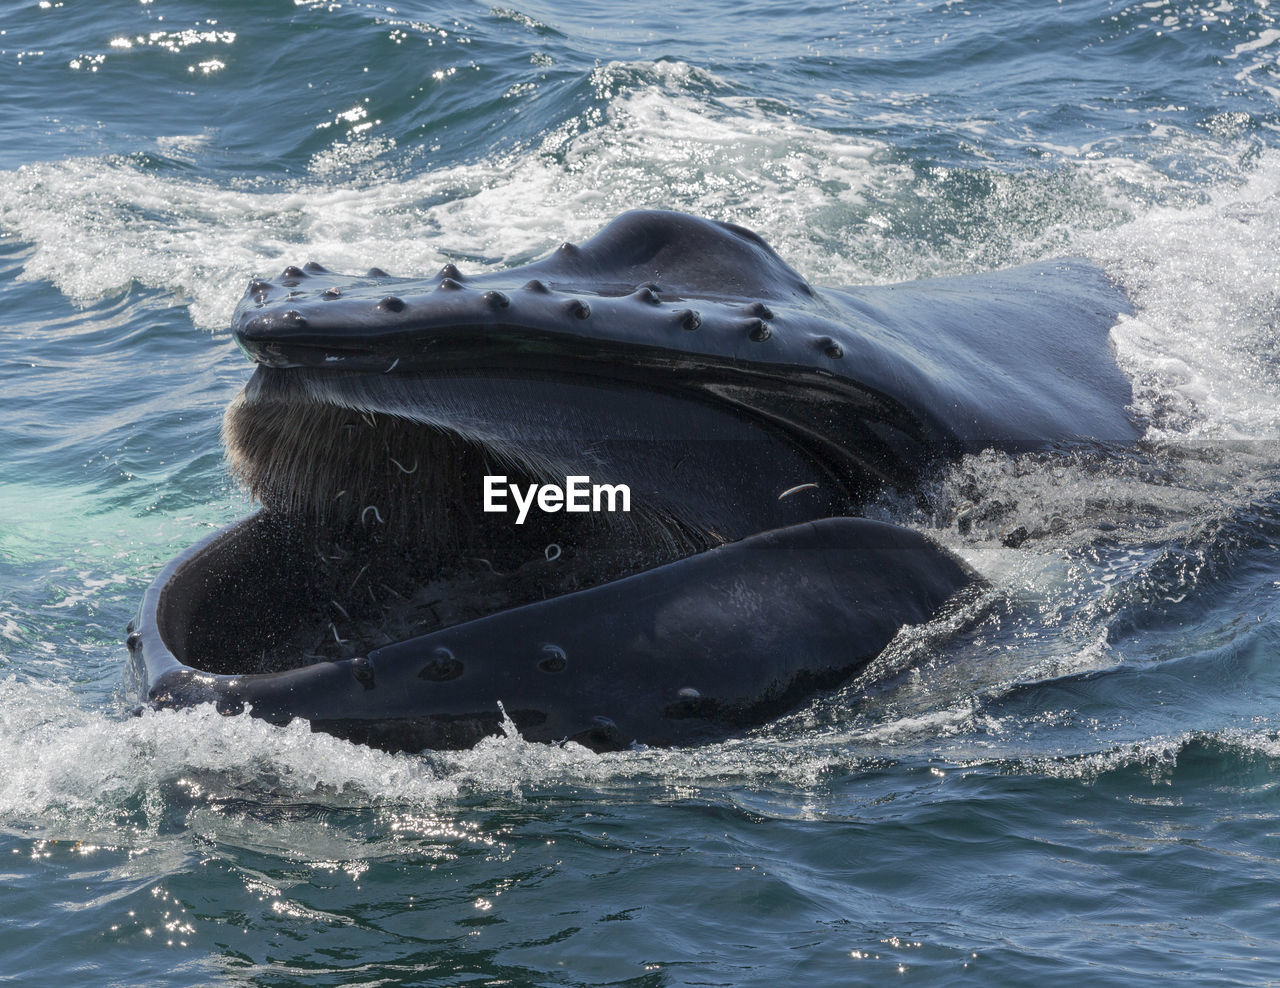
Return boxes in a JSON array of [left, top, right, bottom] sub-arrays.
[[230, 210, 847, 378], [231, 268, 782, 374]]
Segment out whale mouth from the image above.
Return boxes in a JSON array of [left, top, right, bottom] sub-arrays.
[[200, 356, 855, 680], [207, 243, 943, 683]]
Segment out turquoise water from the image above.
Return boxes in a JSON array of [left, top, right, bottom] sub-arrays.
[[3, 0, 1280, 983]]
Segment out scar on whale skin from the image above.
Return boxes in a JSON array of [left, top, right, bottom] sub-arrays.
[[127, 210, 1138, 751]]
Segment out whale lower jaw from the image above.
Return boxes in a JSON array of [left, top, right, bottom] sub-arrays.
[[130, 511, 980, 751]]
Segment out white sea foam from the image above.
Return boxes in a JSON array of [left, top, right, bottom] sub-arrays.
[[1022, 725, 1280, 781], [0, 67, 895, 330], [0, 677, 460, 831], [0, 671, 866, 830], [1081, 151, 1280, 440]]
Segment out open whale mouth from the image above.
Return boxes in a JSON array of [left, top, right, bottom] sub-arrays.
[[130, 251, 896, 748], [212, 295, 893, 674], [136, 312, 927, 750], [195, 235, 948, 692], [130, 232, 952, 749], [213, 362, 830, 671]]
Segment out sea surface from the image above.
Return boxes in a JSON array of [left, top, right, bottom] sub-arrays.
[[2, 0, 1279, 984]]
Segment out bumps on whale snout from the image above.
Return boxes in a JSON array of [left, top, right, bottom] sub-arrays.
[[816, 336, 843, 359], [419, 647, 464, 682], [237, 247, 811, 363]]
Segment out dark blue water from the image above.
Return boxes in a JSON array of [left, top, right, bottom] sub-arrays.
[[3, 0, 1280, 983]]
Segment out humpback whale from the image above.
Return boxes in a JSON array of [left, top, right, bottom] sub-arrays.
[[125, 210, 1138, 751]]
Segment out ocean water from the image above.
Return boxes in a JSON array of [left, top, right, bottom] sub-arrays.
[[2, 0, 1280, 983]]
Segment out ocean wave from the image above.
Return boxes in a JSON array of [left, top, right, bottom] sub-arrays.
[[1020, 726, 1280, 784], [0, 678, 459, 838]]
